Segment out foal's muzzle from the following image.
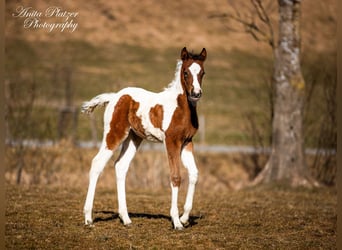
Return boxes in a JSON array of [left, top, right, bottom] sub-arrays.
[[188, 90, 202, 102]]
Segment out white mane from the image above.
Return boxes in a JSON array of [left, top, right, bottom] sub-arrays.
[[165, 60, 183, 93]]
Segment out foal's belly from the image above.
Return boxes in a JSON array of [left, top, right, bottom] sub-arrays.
[[143, 129, 165, 143], [130, 115, 165, 143]]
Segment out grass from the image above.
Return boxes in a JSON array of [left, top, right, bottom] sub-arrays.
[[6, 183, 336, 249]]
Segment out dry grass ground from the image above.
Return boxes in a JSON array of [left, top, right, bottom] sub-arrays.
[[6, 183, 336, 249], [5, 144, 337, 249]]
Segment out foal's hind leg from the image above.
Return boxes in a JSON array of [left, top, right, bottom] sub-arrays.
[[84, 142, 113, 225], [180, 142, 198, 225], [115, 131, 142, 225]]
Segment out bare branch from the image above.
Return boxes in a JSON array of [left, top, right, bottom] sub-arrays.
[[209, 0, 276, 49], [251, 0, 275, 48], [251, 0, 268, 23]]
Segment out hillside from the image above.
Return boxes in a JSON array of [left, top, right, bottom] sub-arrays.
[[6, 0, 336, 52]]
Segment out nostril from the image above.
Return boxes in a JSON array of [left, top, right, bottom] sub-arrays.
[[194, 92, 202, 98], [190, 90, 202, 99]]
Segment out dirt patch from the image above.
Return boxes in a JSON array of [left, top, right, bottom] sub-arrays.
[[6, 184, 336, 249]]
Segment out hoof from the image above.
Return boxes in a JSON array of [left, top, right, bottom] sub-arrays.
[[123, 221, 132, 227], [173, 221, 184, 230], [85, 221, 94, 228], [174, 225, 184, 230], [181, 221, 190, 228], [119, 214, 132, 226], [85, 219, 93, 226], [180, 217, 188, 225]]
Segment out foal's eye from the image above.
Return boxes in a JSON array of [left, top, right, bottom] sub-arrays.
[[184, 72, 188, 78]]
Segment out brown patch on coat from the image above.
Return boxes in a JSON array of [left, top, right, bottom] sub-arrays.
[[106, 95, 132, 150], [171, 175, 181, 187], [128, 99, 145, 139], [106, 94, 148, 150], [149, 104, 164, 129]]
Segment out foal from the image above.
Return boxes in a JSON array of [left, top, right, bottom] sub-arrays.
[[82, 47, 207, 230]]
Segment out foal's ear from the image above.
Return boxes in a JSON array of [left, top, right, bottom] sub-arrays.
[[199, 48, 207, 61], [181, 47, 189, 61]]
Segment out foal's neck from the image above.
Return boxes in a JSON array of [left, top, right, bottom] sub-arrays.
[[178, 93, 199, 130]]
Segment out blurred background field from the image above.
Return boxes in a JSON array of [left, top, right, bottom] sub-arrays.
[[4, 40, 335, 146]]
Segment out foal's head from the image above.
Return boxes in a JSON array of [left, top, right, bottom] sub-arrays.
[[180, 47, 207, 104]]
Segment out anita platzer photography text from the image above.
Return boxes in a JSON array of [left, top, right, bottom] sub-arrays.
[[12, 5, 78, 32]]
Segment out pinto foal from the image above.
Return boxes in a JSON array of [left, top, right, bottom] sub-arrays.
[[82, 47, 207, 230]]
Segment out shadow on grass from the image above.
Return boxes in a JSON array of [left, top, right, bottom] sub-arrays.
[[93, 210, 202, 228]]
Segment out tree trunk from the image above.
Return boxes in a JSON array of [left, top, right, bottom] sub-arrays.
[[253, 0, 318, 187]]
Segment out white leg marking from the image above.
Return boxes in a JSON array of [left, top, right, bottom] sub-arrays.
[[180, 147, 198, 225], [115, 135, 141, 225], [170, 185, 184, 230], [84, 143, 113, 225]]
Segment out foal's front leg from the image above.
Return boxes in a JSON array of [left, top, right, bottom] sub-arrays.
[[180, 142, 198, 225], [165, 139, 184, 230]]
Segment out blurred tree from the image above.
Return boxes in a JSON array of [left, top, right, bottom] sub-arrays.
[[211, 0, 319, 186], [56, 64, 78, 142], [253, 0, 318, 186], [5, 75, 36, 184]]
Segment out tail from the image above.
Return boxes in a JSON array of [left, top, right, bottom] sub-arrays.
[[81, 93, 116, 114]]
